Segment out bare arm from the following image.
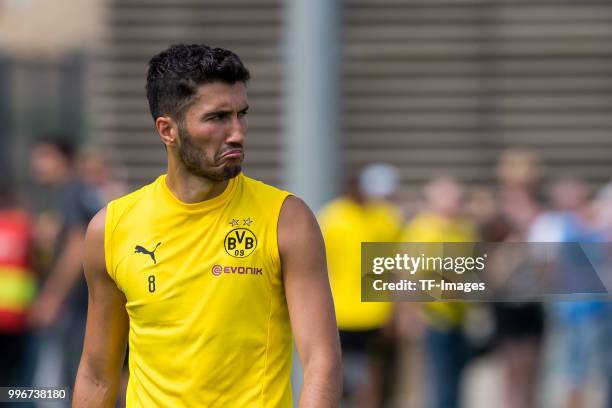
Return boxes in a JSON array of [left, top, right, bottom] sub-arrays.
[[29, 226, 86, 328], [279, 196, 342, 408], [73, 208, 129, 408]]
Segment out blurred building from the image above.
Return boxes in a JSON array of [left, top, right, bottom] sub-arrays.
[[3, 0, 612, 190], [342, 1, 612, 186], [89, 0, 612, 191], [0, 0, 106, 183]]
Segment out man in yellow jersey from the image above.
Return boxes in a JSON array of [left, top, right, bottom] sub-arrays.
[[73, 44, 341, 407], [318, 164, 403, 407], [401, 176, 477, 408]]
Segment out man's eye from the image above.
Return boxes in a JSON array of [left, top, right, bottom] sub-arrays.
[[238, 111, 248, 117]]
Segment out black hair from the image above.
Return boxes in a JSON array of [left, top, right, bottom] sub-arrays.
[[146, 44, 251, 122], [36, 133, 78, 163]]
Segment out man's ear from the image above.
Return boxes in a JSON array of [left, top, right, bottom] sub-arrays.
[[155, 116, 179, 148]]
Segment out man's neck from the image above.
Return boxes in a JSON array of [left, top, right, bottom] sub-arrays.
[[165, 167, 229, 204]]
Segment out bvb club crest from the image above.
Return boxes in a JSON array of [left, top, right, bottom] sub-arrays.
[[224, 228, 257, 258]]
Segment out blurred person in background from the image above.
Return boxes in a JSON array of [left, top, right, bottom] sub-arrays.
[[77, 148, 129, 205], [592, 181, 612, 408], [318, 163, 404, 408], [27, 137, 101, 390], [401, 176, 477, 408], [529, 178, 610, 408], [496, 149, 544, 206], [466, 187, 510, 243], [593, 181, 612, 237], [0, 181, 37, 400], [485, 149, 545, 408], [496, 149, 544, 242], [77, 147, 130, 406]]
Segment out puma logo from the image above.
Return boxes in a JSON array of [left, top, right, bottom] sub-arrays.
[[134, 242, 161, 264]]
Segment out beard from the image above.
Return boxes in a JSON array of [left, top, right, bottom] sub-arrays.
[[177, 125, 242, 182]]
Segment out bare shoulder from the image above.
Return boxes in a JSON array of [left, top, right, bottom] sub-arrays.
[[279, 195, 315, 222], [278, 195, 325, 261], [87, 207, 107, 239], [83, 207, 108, 281], [278, 196, 320, 236]]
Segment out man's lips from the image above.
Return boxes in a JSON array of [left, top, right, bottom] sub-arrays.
[[219, 149, 243, 159]]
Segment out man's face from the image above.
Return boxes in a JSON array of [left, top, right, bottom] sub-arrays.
[[30, 143, 70, 185], [175, 81, 248, 181]]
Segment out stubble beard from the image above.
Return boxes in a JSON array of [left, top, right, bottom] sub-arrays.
[[177, 125, 242, 182]]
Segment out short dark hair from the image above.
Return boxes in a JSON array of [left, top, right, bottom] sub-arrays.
[[37, 133, 78, 163], [146, 44, 251, 122]]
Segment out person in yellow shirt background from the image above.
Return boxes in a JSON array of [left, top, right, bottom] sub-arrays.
[[401, 176, 478, 408], [318, 163, 404, 408]]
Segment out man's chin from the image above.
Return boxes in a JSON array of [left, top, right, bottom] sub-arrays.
[[222, 165, 242, 180], [202, 165, 242, 182], [184, 160, 242, 181]]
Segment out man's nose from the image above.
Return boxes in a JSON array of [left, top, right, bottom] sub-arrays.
[[227, 115, 246, 144]]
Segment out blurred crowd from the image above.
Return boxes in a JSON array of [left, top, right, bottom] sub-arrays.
[[2, 141, 612, 408], [0, 136, 127, 408], [319, 150, 612, 408]]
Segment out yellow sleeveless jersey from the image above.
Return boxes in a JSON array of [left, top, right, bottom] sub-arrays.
[[401, 212, 478, 330], [318, 198, 403, 331], [104, 173, 293, 407]]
